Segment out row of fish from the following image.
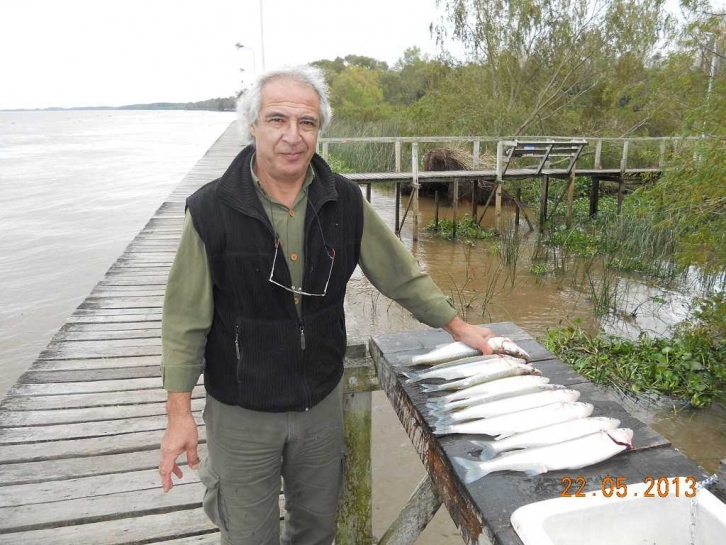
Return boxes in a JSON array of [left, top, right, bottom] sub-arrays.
[[405, 338, 633, 483]]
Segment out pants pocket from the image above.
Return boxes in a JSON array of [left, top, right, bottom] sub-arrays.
[[198, 457, 229, 533]]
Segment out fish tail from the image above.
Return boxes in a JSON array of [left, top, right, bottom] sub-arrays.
[[420, 383, 443, 393], [453, 457, 490, 484], [434, 414, 455, 428], [432, 425, 455, 436], [471, 440, 499, 461]]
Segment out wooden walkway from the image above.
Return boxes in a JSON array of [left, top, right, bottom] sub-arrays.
[[371, 323, 726, 545], [0, 124, 239, 544]]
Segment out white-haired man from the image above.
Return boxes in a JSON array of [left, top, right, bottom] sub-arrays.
[[159, 65, 494, 545]]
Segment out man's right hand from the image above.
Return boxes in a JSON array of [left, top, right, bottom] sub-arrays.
[[159, 392, 199, 492]]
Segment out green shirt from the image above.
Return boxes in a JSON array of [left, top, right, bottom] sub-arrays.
[[161, 160, 457, 392]]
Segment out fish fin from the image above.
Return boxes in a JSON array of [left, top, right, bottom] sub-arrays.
[[492, 430, 513, 440], [454, 457, 490, 484], [434, 414, 454, 428], [471, 441, 498, 461], [432, 426, 454, 436]]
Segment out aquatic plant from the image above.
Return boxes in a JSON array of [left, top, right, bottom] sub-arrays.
[[545, 294, 726, 407], [424, 215, 496, 241]]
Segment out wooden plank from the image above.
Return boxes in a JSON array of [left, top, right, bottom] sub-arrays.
[[54, 328, 162, 341], [30, 355, 161, 371], [19, 366, 161, 384], [38, 344, 161, 359], [0, 412, 203, 445], [0, 398, 205, 427], [0, 467, 199, 508], [0, 448, 204, 486], [0, 385, 205, 411], [8, 377, 163, 396], [0, 508, 216, 545], [0, 427, 206, 464]]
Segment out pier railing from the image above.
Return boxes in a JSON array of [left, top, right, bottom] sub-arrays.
[[317, 135, 701, 236]]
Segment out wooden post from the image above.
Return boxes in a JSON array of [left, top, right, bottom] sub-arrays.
[[472, 140, 480, 220], [453, 179, 459, 239], [589, 177, 600, 218], [412, 142, 420, 242], [322, 142, 329, 161], [566, 169, 575, 229], [539, 176, 549, 233], [377, 476, 442, 545], [366, 183, 372, 203], [618, 140, 629, 215], [395, 140, 402, 235], [515, 187, 521, 231], [494, 141, 503, 234], [434, 191, 440, 231], [659, 139, 666, 169], [336, 391, 373, 545]]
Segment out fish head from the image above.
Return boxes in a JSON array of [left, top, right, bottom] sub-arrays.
[[592, 416, 621, 429], [606, 428, 634, 449]]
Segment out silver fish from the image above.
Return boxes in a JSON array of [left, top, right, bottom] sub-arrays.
[[410, 342, 480, 365], [427, 382, 565, 413], [455, 428, 633, 482], [434, 375, 551, 405], [471, 416, 621, 460], [433, 402, 594, 439], [408, 337, 530, 366], [405, 356, 530, 384], [434, 388, 581, 427]]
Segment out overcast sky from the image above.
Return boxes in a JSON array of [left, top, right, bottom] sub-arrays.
[[0, 0, 447, 109]]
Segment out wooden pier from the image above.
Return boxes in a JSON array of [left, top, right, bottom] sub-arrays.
[[370, 323, 726, 545], [318, 135, 698, 238]]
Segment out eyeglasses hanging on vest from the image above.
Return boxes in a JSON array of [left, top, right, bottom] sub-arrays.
[[268, 200, 336, 297]]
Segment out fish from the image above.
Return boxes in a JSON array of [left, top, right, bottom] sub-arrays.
[[404, 356, 531, 385], [408, 337, 530, 366], [433, 401, 594, 439], [431, 375, 551, 405], [433, 388, 581, 427], [471, 416, 621, 460], [454, 428, 633, 483], [419, 361, 538, 392], [427, 383, 566, 414]]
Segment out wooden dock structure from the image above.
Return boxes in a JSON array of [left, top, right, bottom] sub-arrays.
[[318, 135, 699, 237], [370, 323, 726, 545]]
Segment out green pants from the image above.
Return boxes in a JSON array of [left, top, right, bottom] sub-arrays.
[[199, 381, 345, 545]]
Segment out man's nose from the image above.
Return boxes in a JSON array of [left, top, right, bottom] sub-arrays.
[[281, 120, 302, 142]]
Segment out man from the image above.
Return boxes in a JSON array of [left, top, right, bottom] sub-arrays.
[[159, 65, 494, 545]]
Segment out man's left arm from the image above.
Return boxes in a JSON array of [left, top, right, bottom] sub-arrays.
[[357, 199, 494, 353]]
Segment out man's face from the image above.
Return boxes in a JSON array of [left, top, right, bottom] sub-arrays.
[[250, 78, 321, 184]]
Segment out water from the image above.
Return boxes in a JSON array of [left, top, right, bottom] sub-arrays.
[[0, 110, 236, 395]]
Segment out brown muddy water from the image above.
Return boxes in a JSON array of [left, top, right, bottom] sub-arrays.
[[361, 185, 726, 542]]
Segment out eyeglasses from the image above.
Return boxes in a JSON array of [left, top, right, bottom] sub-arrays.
[[268, 204, 335, 297]]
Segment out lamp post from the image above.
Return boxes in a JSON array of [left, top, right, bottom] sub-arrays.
[[234, 43, 257, 76]]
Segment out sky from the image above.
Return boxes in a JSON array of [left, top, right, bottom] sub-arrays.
[[0, 0, 446, 109]]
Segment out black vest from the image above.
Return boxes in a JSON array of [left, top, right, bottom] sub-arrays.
[[186, 146, 363, 412]]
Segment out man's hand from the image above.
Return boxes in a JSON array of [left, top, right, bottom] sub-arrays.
[[159, 392, 199, 493], [443, 316, 496, 355]]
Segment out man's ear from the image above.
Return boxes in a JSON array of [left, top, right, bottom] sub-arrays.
[[249, 123, 256, 137]]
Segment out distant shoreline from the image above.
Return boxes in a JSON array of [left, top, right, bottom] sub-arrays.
[[1, 97, 237, 113]]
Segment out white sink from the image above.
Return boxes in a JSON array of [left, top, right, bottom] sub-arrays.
[[511, 477, 726, 545]]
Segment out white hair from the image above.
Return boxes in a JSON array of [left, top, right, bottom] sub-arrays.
[[237, 65, 333, 145]]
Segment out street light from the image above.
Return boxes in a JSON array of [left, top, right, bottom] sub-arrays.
[[235, 43, 257, 76]]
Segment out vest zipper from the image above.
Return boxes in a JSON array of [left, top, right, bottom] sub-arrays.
[[299, 321, 306, 350], [299, 318, 310, 410], [234, 322, 242, 383]]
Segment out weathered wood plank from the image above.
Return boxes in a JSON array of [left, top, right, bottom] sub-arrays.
[[378, 476, 442, 545], [0, 412, 202, 444], [65, 313, 162, 324], [0, 385, 205, 411], [0, 398, 205, 427], [0, 427, 206, 464], [54, 328, 162, 341], [0, 509, 216, 545], [29, 355, 161, 371], [19, 366, 161, 384], [79, 296, 165, 309], [8, 377, 164, 396], [0, 448, 204, 486], [39, 344, 161, 359], [0, 467, 199, 507]]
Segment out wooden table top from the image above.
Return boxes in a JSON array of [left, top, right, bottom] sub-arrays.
[[370, 321, 717, 545]]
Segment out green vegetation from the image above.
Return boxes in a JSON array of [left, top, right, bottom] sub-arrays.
[[424, 215, 496, 240], [545, 294, 726, 407]]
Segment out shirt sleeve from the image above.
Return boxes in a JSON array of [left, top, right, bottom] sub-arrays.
[[161, 209, 214, 392], [358, 199, 457, 328]]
